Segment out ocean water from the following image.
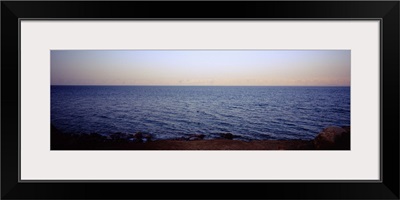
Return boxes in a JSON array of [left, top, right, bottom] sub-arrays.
[[51, 86, 350, 140]]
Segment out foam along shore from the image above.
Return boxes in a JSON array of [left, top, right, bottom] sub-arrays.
[[51, 125, 350, 150]]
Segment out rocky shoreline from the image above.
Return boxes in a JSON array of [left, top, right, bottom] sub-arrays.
[[51, 125, 350, 150]]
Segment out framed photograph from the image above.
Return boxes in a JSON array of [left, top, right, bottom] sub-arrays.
[[2, 1, 399, 199]]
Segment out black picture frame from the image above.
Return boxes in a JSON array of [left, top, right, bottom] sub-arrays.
[[1, 1, 399, 199]]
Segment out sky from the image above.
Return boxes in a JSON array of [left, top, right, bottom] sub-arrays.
[[51, 50, 350, 86]]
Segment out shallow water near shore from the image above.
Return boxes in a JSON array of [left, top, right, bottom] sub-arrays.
[[51, 86, 350, 141]]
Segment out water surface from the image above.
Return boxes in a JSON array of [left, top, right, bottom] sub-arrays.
[[51, 86, 350, 140]]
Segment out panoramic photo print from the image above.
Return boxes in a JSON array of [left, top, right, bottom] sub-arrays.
[[51, 50, 350, 150]]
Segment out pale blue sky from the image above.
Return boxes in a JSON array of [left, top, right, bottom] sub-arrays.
[[51, 50, 350, 86]]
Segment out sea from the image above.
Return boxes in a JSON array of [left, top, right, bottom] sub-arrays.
[[51, 86, 350, 141]]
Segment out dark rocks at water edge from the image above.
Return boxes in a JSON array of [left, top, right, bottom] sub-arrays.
[[51, 125, 154, 150], [132, 132, 153, 142], [51, 125, 350, 150], [313, 126, 350, 150], [175, 134, 205, 141], [219, 133, 235, 140], [180, 133, 238, 141], [188, 134, 205, 141], [109, 131, 152, 143]]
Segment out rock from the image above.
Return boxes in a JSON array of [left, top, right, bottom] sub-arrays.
[[175, 136, 187, 141], [134, 132, 143, 139], [195, 134, 205, 139], [314, 126, 350, 150], [342, 126, 351, 134], [110, 132, 123, 140], [188, 134, 205, 141], [133, 132, 144, 143], [220, 133, 234, 140], [110, 132, 132, 142], [143, 133, 152, 142]]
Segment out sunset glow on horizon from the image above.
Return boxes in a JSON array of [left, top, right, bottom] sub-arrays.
[[51, 50, 350, 86]]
